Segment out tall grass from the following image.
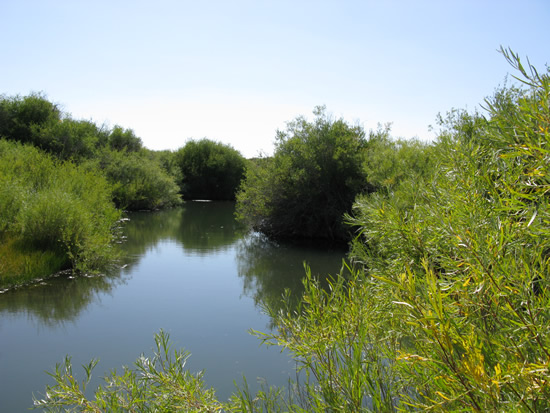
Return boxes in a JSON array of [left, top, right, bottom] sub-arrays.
[[0, 140, 120, 287]]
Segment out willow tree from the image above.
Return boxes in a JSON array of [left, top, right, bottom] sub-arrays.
[[237, 106, 368, 241]]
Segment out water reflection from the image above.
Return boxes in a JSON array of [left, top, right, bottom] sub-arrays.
[[177, 201, 243, 253], [0, 201, 349, 411], [0, 272, 125, 327], [0, 203, 346, 328], [0, 203, 347, 327], [122, 208, 184, 254], [123, 202, 243, 262], [236, 232, 347, 316]]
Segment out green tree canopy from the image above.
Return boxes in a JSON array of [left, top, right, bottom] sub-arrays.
[[108, 125, 143, 152], [88, 149, 182, 211], [175, 138, 246, 200], [0, 92, 61, 145], [237, 106, 368, 241]]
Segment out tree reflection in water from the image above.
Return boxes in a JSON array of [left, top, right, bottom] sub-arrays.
[[236, 232, 347, 321], [0, 202, 346, 330], [0, 270, 127, 327], [123, 201, 244, 269]]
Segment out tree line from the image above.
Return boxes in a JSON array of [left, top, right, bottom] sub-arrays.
[[0, 95, 247, 287]]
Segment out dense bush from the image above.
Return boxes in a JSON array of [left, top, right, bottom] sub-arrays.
[[175, 138, 246, 200], [362, 129, 434, 194], [107, 125, 143, 152], [33, 120, 143, 161], [88, 149, 182, 210], [0, 140, 121, 286], [0, 93, 146, 160], [33, 118, 108, 161], [0, 93, 102, 160], [146, 148, 183, 184], [236, 106, 369, 241], [341, 49, 550, 410], [0, 92, 61, 145], [0, 93, 183, 211]]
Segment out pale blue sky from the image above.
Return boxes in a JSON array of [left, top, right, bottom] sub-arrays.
[[1, 0, 548, 157]]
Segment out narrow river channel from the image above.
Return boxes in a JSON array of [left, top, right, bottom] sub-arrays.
[[0, 201, 347, 411]]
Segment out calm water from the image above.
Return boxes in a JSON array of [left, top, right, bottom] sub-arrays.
[[0, 202, 346, 411]]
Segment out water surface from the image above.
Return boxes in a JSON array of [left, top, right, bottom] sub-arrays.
[[0, 202, 346, 411]]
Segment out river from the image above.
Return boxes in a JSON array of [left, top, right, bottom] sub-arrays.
[[0, 201, 347, 411]]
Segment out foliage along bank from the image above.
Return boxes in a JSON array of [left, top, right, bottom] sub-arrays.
[[0, 93, 183, 211], [0, 140, 121, 287], [0, 94, 248, 288], [175, 138, 246, 200], [236, 105, 432, 242], [335, 48, 550, 411]]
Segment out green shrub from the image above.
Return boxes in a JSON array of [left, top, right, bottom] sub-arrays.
[[15, 187, 115, 270], [0, 94, 140, 161], [0, 92, 60, 144], [108, 125, 143, 152], [0, 93, 182, 211], [0, 179, 25, 232], [18, 189, 88, 251], [175, 138, 246, 200], [236, 106, 368, 241], [31, 118, 107, 161], [94, 149, 182, 210], [247, 265, 403, 412], [147, 148, 184, 184], [34, 331, 222, 412], [362, 130, 434, 193], [344, 48, 550, 411], [0, 137, 57, 191], [0, 140, 121, 284]]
